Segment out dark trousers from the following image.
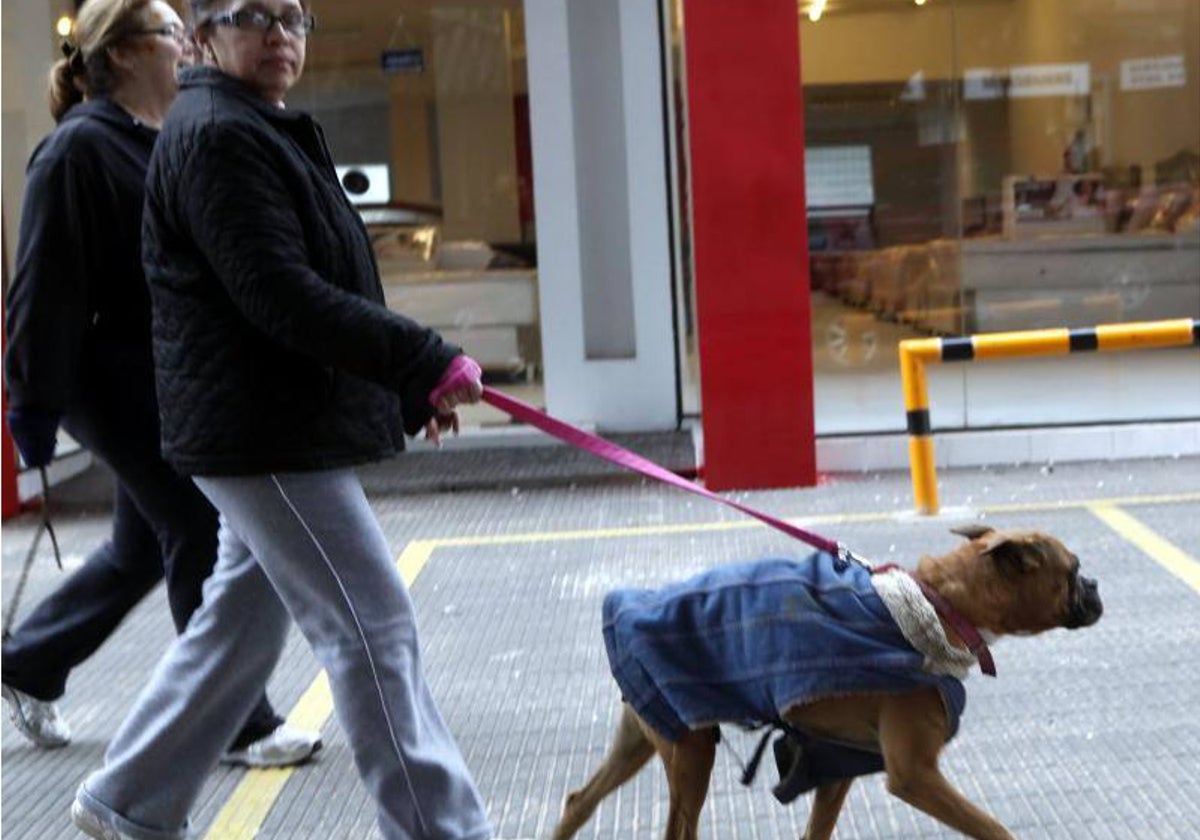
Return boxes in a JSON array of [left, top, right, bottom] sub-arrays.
[[1, 363, 282, 749]]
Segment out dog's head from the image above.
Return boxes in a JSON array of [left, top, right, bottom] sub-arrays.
[[919, 525, 1103, 636]]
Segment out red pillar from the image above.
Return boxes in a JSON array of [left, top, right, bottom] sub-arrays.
[[2, 382, 18, 519], [2, 219, 19, 519], [681, 0, 815, 490]]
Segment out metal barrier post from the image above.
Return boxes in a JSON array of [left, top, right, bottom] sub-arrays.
[[899, 317, 1199, 516], [899, 338, 940, 514]]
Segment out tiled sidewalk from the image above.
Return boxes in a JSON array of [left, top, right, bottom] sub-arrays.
[[3, 455, 1199, 839]]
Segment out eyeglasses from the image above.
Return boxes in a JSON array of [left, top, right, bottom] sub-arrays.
[[129, 22, 189, 44], [207, 8, 316, 37]]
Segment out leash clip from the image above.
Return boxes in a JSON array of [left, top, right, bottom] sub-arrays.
[[835, 544, 872, 571]]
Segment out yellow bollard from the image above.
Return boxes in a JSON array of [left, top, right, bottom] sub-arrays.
[[898, 317, 1199, 516], [899, 340, 940, 514]]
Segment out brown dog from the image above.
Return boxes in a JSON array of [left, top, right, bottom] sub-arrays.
[[550, 525, 1103, 840]]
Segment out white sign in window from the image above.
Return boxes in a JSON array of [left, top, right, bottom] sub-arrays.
[[1120, 55, 1186, 91], [805, 146, 874, 209], [964, 63, 1091, 100], [1008, 63, 1090, 98], [964, 68, 1005, 101]]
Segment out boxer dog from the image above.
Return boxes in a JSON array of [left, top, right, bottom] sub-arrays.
[[550, 524, 1103, 840]]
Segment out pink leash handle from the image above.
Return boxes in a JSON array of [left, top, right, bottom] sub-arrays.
[[481, 386, 846, 558]]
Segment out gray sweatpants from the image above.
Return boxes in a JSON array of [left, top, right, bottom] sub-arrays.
[[80, 468, 492, 840]]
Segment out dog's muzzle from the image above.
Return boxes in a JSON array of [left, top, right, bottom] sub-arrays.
[[1065, 575, 1102, 628]]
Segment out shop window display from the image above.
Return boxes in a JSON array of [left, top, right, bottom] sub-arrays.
[[287, 0, 541, 428], [797, 0, 1199, 435]]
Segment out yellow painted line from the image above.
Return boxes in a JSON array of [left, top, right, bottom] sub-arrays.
[[981, 491, 1200, 516], [201, 541, 434, 840], [199, 487, 1200, 837], [398, 539, 437, 582], [1089, 504, 1200, 594], [433, 508, 894, 548], [423, 491, 1200, 549]]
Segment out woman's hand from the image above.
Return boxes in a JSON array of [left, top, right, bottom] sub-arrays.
[[424, 355, 482, 446], [428, 355, 483, 413], [423, 410, 460, 447]]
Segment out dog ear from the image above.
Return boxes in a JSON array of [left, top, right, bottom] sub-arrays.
[[980, 533, 1043, 576], [950, 523, 995, 541]]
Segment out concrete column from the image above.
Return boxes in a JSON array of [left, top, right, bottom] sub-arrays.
[[2, 0, 59, 263], [524, 0, 677, 430]]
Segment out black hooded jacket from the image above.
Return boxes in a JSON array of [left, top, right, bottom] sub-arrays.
[[142, 68, 457, 476], [5, 98, 159, 421]]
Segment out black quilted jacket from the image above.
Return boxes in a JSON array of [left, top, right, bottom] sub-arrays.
[[143, 68, 457, 475]]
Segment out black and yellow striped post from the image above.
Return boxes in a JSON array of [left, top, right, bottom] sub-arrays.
[[900, 317, 1200, 515]]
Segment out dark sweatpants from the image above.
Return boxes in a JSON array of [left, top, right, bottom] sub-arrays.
[[1, 362, 282, 749]]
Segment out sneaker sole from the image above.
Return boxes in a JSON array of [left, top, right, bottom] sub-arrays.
[[1, 684, 70, 749], [219, 737, 323, 769], [71, 798, 126, 840]]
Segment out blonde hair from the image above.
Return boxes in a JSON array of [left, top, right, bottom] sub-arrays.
[[48, 0, 155, 122]]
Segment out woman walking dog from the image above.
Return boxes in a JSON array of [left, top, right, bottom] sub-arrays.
[[73, 1, 496, 837], [2, 0, 318, 768]]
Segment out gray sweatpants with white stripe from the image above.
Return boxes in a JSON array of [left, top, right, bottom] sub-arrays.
[[80, 468, 492, 840]]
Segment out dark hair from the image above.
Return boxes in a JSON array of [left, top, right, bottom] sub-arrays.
[[48, 0, 155, 122]]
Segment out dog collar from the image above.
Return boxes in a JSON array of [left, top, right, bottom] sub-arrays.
[[872, 564, 997, 677]]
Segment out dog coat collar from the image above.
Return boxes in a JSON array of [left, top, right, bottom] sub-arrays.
[[871, 568, 979, 679], [871, 564, 997, 677]]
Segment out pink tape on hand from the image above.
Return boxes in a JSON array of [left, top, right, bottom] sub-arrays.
[[429, 355, 483, 409]]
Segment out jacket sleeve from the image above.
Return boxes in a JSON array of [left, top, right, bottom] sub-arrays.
[[172, 122, 455, 429], [3, 150, 91, 416]]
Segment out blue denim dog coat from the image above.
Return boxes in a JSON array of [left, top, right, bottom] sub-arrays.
[[602, 553, 966, 756]]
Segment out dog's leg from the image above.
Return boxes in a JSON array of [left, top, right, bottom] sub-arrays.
[[659, 727, 717, 840], [550, 704, 656, 840], [801, 779, 853, 840], [878, 691, 1016, 840]]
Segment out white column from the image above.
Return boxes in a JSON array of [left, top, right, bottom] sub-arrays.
[[2, 0, 58, 256], [524, 0, 677, 431]]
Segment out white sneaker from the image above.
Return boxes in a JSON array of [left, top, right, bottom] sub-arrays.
[[71, 796, 131, 840], [220, 723, 322, 768], [2, 683, 71, 748]]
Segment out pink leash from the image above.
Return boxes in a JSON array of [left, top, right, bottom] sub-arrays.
[[482, 387, 849, 559], [480, 386, 997, 677]]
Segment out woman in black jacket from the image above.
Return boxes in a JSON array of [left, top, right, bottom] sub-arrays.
[[2, 0, 319, 767], [73, 2, 494, 839]]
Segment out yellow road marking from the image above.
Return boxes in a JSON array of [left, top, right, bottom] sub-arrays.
[[431, 491, 1200, 548], [201, 541, 433, 840], [199, 488, 1200, 837], [1088, 504, 1200, 594], [980, 491, 1200, 516]]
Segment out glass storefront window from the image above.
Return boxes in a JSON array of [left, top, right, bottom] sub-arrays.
[[800, 0, 1200, 435], [291, 0, 542, 428]]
